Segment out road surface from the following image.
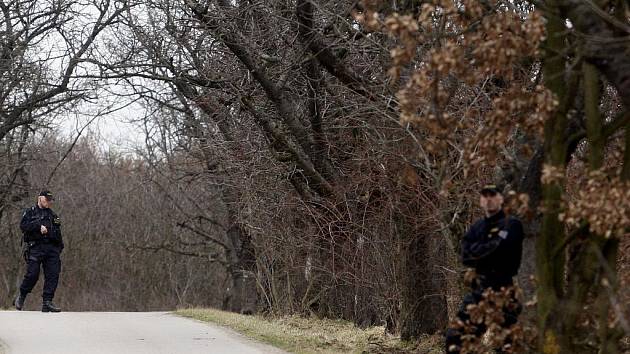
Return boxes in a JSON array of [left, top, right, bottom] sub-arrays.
[[0, 311, 286, 354]]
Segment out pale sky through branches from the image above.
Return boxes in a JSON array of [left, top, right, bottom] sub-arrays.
[[56, 96, 145, 154]]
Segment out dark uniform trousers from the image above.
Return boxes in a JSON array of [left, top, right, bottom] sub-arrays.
[[20, 242, 62, 301]]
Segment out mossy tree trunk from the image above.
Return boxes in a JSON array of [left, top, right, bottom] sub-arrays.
[[537, 2, 627, 350], [560, 62, 607, 352], [537, 2, 573, 349]]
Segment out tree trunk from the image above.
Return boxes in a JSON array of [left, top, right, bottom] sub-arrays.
[[399, 214, 448, 339], [537, 3, 572, 350], [224, 222, 258, 314]]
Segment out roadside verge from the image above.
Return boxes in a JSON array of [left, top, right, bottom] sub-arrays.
[[175, 308, 442, 353]]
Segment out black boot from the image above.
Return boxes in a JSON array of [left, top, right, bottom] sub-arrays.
[[15, 294, 26, 310], [42, 300, 61, 313]]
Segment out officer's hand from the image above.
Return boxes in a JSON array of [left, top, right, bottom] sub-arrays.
[[41, 225, 48, 235]]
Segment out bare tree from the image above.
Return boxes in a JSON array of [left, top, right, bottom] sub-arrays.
[[0, 0, 131, 307]]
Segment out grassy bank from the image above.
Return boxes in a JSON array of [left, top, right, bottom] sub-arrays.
[[175, 308, 442, 354]]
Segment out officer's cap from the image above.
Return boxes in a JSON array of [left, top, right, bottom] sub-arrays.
[[39, 190, 55, 200], [480, 184, 501, 195]]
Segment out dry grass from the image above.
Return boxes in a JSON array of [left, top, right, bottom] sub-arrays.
[[175, 308, 443, 354]]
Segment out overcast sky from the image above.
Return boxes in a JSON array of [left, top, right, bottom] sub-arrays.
[[56, 98, 146, 155]]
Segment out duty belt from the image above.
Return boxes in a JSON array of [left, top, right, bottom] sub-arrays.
[[475, 274, 514, 290]]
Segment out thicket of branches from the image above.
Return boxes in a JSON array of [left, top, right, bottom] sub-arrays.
[[1, 136, 225, 311]]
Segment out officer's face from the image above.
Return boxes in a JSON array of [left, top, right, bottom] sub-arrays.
[[39, 196, 53, 209], [480, 192, 503, 215]]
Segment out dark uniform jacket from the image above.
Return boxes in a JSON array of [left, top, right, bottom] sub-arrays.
[[461, 209, 523, 287], [20, 205, 63, 249]]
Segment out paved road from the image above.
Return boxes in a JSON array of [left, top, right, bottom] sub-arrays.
[[0, 311, 286, 354]]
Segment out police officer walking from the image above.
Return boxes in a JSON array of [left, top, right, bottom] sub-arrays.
[[15, 190, 63, 312], [445, 184, 524, 353]]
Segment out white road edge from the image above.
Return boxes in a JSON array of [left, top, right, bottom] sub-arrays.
[[0, 311, 287, 354]]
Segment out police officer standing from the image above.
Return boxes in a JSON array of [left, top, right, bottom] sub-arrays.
[[15, 190, 63, 312], [445, 184, 524, 353]]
